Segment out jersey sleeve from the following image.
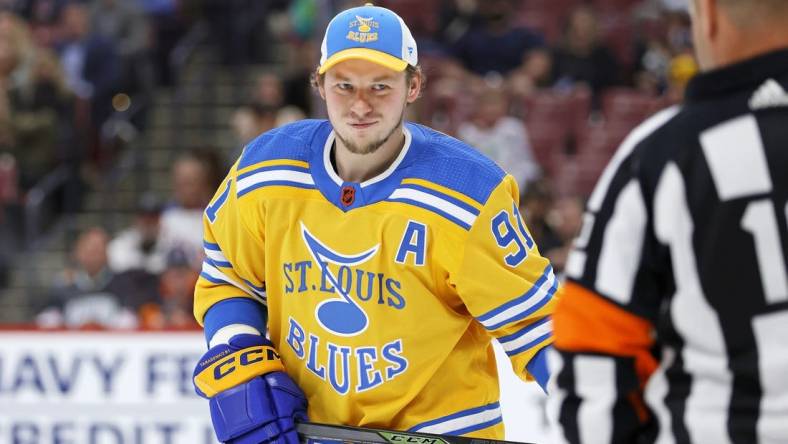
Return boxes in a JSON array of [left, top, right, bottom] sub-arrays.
[[551, 110, 679, 443], [193, 161, 268, 326], [451, 174, 558, 385]]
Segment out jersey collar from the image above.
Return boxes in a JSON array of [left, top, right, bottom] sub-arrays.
[[685, 48, 788, 103], [310, 123, 414, 211]]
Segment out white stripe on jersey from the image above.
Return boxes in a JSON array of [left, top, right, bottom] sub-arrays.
[[236, 170, 314, 194], [546, 349, 571, 444], [200, 261, 263, 302], [209, 324, 263, 348], [700, 115, 773, 201], [565, 214, 596, 279], [388, 187, 477, 226], [205, 248, 229, 265], [588, 106, 680, 212], [596, 180, 648, 304], [575, 356, 616, 444], [480, 267, 556, 329], [413, 405, 501, 435], [644, 347, 677, 444], [564, 251, 586, 280], [654, 163, 733, 444], [752, 311, 788, 443], [499, 320, 553, 354]]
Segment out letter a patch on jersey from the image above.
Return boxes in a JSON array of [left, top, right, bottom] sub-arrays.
[[395, 221, 427, 266]]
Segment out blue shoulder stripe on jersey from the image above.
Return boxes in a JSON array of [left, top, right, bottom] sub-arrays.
[[237, 120, 326, 170], [205, 256, 232, 269], [199, 270, 232, 286], [477, 264, 557, 330], [242, 279, 266, 295], [237, 164, 310, 180], [403, 123, 506, 205], [408, 402, 502, 435], [398, 183, 481, 216], [203, 298, 268, 345], [201, 259, 266, 299], [386, 196, 473, 230], [200, 260, 264, 302], [203, 241, 232, 267]]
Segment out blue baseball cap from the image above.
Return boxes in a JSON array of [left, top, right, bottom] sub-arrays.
[[318, 3, 418, 74]]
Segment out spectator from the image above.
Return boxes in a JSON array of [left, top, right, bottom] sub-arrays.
[[138, 0, 187, 86], [107, 192, 167, 274], [56, 1, 120, 166], [519, 180, 562, 254], [543, 194, 584, 274], [50, 226, 113, 299], [1, 12, 75, 191], [274, 104, 306, 127], [457, 85, 541, 188], [199, 0, 288, 65], [666, 50, 698, 101], [551, 5, 621, 99], [450, 0, 544, 77], [138, 247, 199, 329], [253, 71, 285, 108], [507, 48, 554, 100], [15, 0, 67, 47], [231, 101, 278, 146], [633, 5, 693, 96], [420, 57, 479, 135], [158, 148, 223, 268], [89, 0, 153, 96], [37, 226, 137, 329]]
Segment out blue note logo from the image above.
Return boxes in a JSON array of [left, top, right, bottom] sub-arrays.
[[300, 222, 379, 336]]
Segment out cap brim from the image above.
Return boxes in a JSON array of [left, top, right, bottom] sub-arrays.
[[318, 48, 408, 74]]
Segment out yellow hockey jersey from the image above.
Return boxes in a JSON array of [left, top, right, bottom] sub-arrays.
[[194, 120, 557, 438]]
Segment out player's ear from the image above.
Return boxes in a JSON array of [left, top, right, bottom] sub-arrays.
[[314, 69, 327, 100], [406, 71, 421, 104]]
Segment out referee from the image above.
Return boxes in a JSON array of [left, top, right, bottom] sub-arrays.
[[550, 0, 788, 443]]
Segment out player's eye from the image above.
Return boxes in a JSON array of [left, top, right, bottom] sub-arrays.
[[336, 82, 353, 92], [371, 83, 390, 92]]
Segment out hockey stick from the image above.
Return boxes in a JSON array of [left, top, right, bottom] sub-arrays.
[[296, 421, 533, 444]]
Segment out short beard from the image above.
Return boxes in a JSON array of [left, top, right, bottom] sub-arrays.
[[335, 118, 403, 155]]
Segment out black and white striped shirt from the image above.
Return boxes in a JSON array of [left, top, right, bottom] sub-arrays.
[[551, 49, 788, 444]]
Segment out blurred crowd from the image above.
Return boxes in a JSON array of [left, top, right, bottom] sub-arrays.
[[0, 0, 698, 328], [35, 147, 222, 329]]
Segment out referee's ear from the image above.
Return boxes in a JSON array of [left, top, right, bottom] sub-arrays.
[[698, 0, 718, 42]]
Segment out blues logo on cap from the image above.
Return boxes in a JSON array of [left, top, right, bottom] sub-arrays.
[[318, 3, 418, 74]]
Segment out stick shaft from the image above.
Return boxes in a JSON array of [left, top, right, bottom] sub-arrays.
[[296, 421, 532, 444]]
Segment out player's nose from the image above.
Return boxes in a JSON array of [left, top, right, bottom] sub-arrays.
[[349, 91, 373, 117]]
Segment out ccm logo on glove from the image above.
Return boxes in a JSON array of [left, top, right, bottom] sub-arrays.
[[194, 344, 285, 397], [214, 347, 281, 379]]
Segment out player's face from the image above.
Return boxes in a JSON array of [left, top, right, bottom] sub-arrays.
[[321, 59, 419, 155]]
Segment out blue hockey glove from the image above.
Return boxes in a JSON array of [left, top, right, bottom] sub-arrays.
[[193, 334, 308, 444]]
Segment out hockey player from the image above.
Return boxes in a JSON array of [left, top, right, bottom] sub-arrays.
[[191, 4, 558, 444], [550, 0, 788, 443]]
